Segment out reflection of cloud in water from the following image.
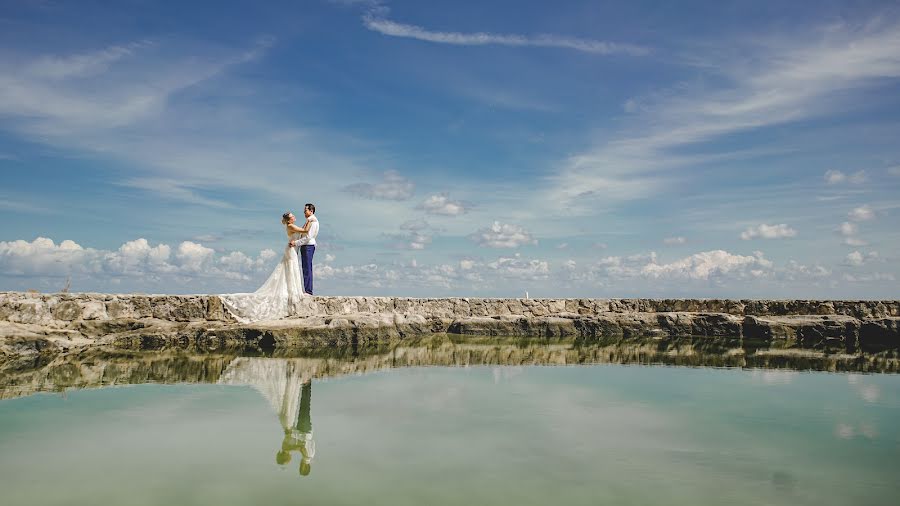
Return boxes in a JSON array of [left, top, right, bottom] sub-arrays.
[[859, 422, 878, 439], [492, 366, 524, 384], [847, 374, 881, 404], [859, 384, 880, 403], [749, 370, 798, 385], [835, 423, 855, 439], [834, 422, 878, 440], [425, 385, 462, 410]]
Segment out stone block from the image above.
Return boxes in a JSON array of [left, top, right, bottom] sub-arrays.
[[52, 301, 82, 321], [81, 301, 107, 320]]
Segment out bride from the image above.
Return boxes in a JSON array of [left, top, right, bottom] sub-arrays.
[[220, 212, 308, 323]]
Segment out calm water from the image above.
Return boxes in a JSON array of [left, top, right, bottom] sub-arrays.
[[1, 344, 899, 505]]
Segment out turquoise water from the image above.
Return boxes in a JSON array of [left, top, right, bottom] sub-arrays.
[[1, 362, 898, 505]]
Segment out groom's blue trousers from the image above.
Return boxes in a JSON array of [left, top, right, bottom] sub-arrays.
[[300, 245, 315, 295]]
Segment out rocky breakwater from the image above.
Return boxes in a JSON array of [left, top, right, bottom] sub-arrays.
[[0, 292, 898, 358]]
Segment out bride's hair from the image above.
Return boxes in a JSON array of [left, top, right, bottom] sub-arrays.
[[281, 212, 292, 225]]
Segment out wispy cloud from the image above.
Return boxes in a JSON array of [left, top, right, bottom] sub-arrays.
[[848, 205, 875, 221], [824, 169, 867, 184], [343, 170, 416, 200], [0, 38, 272, 133], [24, 40, 153, 79], [118, 178, 233, 208], [0, 36, 382, 213], [548, 17, 900, 208], [362, 15, 649, 56]]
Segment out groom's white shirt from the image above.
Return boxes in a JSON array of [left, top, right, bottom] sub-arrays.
[[297, 215, 319, 246]]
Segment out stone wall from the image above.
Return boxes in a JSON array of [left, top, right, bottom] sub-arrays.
[[1, 292, 898, 355], [2, 291, 898, 325]]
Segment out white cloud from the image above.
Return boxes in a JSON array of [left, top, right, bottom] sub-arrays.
[[384, 230, 432, 250], [176, 241, 215, 272], [845, 250, 878, 267], [888, 166, 900, 176], [641, 250, 771, 280], [848, 205, 875, 221], [838, 221, 858, 236], [485, 253, 550, 280], [781, 260, 831, 280], [843, 272, 896, 282], [388, 219, 436, 250], [663, 236, 686, 245], [343, 170, 415, 201], [824, 169, 867, 184], [740, 224, 797, 240], [418, 194, 470, 216], [362, 15, 649, 56], [407, 232, 431, 250], [469, 221, 537, 248], [565, 249, 774, 285], [837, 221, 868, 246]]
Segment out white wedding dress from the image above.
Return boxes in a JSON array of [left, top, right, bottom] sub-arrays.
[[220, 231, 307, 323]]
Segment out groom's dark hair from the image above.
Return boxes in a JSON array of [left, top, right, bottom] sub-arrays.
[[305, 203, 315, 214]]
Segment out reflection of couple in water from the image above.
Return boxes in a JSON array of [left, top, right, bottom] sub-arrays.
[[216, 358, 317, 477], [276, 380, 315, 476]]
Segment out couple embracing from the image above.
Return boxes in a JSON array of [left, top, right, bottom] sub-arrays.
[[220, 203, 319, 323]]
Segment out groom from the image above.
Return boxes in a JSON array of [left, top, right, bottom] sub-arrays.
[[288, 203, 319, 295]]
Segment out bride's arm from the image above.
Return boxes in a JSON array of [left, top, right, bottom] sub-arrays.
[[287, 220, 310, 234]]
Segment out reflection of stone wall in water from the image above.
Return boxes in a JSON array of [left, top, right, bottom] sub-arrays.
[[2, 336, 898, 400]]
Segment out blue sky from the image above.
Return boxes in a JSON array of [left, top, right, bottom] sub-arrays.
[[0, 0, 898, 297]]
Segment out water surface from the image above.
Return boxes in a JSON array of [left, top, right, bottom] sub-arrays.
[[1, 340, 898, 505]]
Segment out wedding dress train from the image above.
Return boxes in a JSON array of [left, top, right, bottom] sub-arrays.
[[220, 233, 307, 323]]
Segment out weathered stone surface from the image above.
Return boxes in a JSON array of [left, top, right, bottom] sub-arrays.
[[1, 292, 898, 357], [52, 301, 83, 321], [859, 318, 900, 352]]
